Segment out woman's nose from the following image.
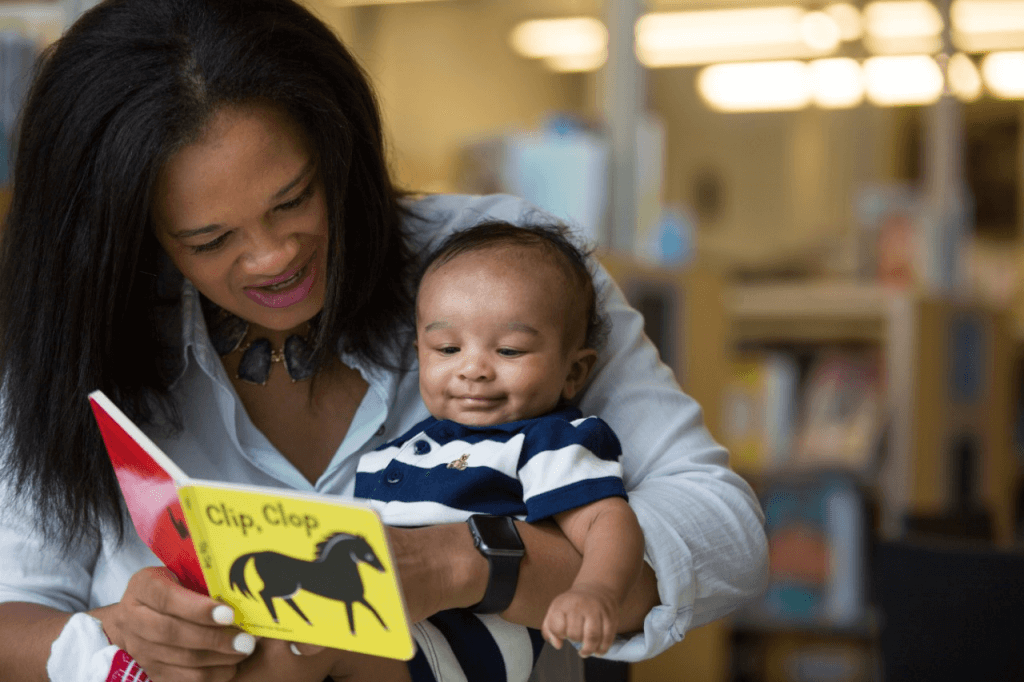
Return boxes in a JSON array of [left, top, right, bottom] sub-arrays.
[[240, 224, 299, 275]]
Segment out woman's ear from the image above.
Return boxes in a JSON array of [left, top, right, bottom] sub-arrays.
[[561, 348, 598, 401]]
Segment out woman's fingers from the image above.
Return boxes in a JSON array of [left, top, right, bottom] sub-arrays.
[[96, 567, 256, 682]]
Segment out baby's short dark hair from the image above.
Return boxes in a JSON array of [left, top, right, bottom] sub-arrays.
[[417, 220, 610, 351]]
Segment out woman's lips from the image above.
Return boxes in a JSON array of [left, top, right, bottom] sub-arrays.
[[244, 255, 317, 309]]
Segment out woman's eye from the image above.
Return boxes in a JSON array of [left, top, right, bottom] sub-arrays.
[[497, 348, 522, 357], [276, 183, 314, 211], [190, 233, 230, 254]]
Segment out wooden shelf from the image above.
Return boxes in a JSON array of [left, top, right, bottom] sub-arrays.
[[729, 281, 901, 344]]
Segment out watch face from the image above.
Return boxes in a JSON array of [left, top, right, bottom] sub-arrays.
[[470, 515, 525, 553]]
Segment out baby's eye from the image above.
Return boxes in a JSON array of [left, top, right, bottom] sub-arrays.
[[438, 346, 459, 355], [497, 348, 523, 357], [190, 233, 230, 254]]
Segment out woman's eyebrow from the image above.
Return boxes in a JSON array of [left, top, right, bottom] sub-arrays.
[[272, 159, 316, 200], [169, 160, 316, 240]]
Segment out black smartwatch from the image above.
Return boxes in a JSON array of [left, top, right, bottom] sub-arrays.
[[466, 514, 525, 614]]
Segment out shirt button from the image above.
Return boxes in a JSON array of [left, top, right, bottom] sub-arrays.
[[385, 470, 403, 484], [413, 439, 431, 455], [375, 424, 385, 437]]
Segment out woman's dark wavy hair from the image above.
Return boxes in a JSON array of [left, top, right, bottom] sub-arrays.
[[0, 0, 415, 548]]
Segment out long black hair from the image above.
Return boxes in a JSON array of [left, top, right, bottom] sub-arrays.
[[0, 0, 416, 548]]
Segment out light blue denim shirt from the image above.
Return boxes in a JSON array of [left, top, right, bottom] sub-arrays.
[[0, 194, 768, 664]]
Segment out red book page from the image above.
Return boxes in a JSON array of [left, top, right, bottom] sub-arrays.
[[89, 394, 208, 594]]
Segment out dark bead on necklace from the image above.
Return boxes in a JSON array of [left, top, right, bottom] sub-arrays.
[[238, 338, 274, 385], [284, 334, 316, 382]]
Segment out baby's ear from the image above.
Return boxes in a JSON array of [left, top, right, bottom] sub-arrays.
[[562, 348, 598, 400]]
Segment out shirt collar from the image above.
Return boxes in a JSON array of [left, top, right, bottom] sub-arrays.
[[161, 279, 407, 417]]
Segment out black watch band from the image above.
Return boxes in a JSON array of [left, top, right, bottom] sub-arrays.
[[467, 515, 525, 614], [470, 551, 522, 614]]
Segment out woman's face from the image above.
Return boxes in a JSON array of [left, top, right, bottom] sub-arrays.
[[151, 103, 329, 339]]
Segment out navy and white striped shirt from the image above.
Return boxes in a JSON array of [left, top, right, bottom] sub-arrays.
[[355, 406, 627, 682]]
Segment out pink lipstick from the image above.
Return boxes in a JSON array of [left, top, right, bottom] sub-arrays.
[[244, 255, 317, 309]]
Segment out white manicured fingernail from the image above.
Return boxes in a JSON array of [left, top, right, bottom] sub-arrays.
[[290, 643, 303, 656], [212, 605, 235, 625], [233, 633, 256, 655]]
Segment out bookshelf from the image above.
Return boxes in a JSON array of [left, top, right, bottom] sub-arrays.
[[595, 259, 1021, 682], [723, 280, 1018, 546]]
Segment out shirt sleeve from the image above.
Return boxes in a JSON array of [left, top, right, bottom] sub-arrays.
[[579, 263, 769, 662], [0, 478, 101, 614], [518, 415, 627, 523]]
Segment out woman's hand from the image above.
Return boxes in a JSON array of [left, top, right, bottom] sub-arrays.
[[91, 567, 254, 682], [385, 524, 487, 622]]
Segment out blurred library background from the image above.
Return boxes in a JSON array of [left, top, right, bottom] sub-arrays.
[[5, 0, 1024, 680]]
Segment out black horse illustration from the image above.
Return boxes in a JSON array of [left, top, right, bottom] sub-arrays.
[[228, 532, 388, 635]]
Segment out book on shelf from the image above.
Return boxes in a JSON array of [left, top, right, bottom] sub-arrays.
[[722, 352, 800, 474], [793, 350, 883, 473], [88, 390, 415, 660]]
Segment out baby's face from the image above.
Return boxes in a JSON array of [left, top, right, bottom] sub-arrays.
[[415, 247, 595, 426]]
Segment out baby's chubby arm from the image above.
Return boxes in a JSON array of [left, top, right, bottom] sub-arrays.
[[542, 497, 645, 657]]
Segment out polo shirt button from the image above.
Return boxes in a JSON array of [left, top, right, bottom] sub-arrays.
[[413, 439, 431, 455], [385, 470, 403, 484], [375, 424, 385, 437]]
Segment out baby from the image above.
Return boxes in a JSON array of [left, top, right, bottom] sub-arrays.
[[356, 221, 644, 680]]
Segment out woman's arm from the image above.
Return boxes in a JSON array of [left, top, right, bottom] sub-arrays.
[[575, 266, 769, 660], [386, 519, 659, 631], [0, 603, 73, 682]]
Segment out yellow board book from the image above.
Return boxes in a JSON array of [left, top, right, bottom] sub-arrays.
[[88, 389, 415, 660]]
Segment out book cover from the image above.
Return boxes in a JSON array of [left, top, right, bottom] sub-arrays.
[[88, 390, 415, 660]]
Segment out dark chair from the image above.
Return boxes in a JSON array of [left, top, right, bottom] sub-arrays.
[[872, 539, 1024, 681]]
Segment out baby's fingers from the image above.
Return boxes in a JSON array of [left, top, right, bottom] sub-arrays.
[[577, 616, 604, 658], [541, 610, 567, 649]]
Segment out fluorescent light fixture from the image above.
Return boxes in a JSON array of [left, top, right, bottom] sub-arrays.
[[825, 3, 863, 41], [863, 55, 944, 104], [810, 58, 865, 108], [801, 11, 843, 51], [637, 7, 840, 68], [864, 0, 944, 54], [952, 0, 1024, 52], [509, 17, 607, 71], [546, 49, 608, 73], [981, 50, 1024, 98], [697, 61, 812, 112], [947, 52, 983, 100]]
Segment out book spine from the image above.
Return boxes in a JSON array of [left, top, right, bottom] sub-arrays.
[[178, 489, 220, 597]]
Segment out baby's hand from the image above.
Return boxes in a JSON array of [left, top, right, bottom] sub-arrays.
[[540, 583, 619, 658]]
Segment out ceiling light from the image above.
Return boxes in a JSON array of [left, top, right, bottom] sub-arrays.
[[981, 50, 1024, 98], [864, 1, 944, 54], [637, 7, 840, 67], [545, 49, 608, 73], [697, 61, 812, 112], [810, 58, 864, 108], [863, 55, 944, 105], [947, 52, 983, 100], [801, 11, 843, 51], [952, 0, 1024, 52], [825, 3, 864, 41], [509, 17, 607, 69]]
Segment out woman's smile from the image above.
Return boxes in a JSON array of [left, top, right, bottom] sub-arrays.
[[245, 252, 318, 308]]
